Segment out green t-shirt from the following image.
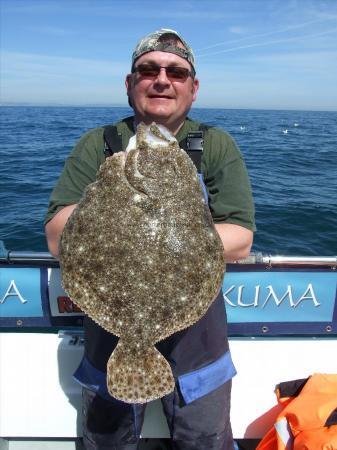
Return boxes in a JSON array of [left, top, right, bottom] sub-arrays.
[[45, 116, 255, 230]]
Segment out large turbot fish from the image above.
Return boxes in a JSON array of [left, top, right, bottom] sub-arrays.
[[59, 123, 225, 403]]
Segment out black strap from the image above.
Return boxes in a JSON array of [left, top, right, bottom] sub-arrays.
[[277, 377, 308, 398], [179, 124, 210, 172], [103, 125, 123, 158], [326, 408, 337, 426], [103, 123, 211, 172]]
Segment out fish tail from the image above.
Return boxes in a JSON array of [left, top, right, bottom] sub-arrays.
[[107, 340, 175, 403]]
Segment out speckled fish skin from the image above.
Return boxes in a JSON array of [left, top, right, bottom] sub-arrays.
[[59, 123, 226, 404]]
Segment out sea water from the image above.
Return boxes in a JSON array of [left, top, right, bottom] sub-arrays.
[[0, 106, 336, 256]]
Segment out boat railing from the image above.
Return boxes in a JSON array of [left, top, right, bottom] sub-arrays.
[[234, 253, 337, 267], [1, 240, 336, 335], [0, 240, 336, 268]]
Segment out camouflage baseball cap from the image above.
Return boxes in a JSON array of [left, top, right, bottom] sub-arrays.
[[131, 28, 196, 75]]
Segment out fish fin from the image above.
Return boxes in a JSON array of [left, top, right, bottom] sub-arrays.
[[107, 340, 175, 403]]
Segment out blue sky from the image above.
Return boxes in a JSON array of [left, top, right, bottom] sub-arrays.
[[1, 0, 337, 110]]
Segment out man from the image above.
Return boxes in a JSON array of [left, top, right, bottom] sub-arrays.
[[45, 29, 255, 450]]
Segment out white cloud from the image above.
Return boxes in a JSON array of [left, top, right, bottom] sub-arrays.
[[252, 50, 337, 71], [1, 51, 130, 105], [2, 50, 129, 79], [25, 25, 78, 36], [196, 28, 337, 57], [195, 14, 337, 53], [228, 26, 246, 34], [1, 0, 248, 21]]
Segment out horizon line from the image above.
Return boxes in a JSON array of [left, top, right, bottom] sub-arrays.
[[1, 103, 337, 113]]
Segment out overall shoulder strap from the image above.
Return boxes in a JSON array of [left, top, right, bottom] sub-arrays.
[[103, 125, 123, 158], [179, 124, 211, 172]]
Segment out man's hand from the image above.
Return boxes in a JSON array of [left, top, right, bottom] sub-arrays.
[[214, 223, 253, 262], [45, 204, 77, 258]]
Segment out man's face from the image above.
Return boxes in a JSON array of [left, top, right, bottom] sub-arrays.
[[125, 51, 199, 134]]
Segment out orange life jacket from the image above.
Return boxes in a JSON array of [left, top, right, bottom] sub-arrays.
[[256, 373, 337, 450]]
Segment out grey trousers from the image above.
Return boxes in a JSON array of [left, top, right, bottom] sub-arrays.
[[82, 380, 234, 450]]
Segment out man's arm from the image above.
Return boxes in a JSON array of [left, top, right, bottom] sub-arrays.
[[214, 223, 253, 262], [45, 204, 77, 258], [46, 211, 252, 263]]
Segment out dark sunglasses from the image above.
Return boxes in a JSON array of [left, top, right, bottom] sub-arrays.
[[132, 64, 194, 81]]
